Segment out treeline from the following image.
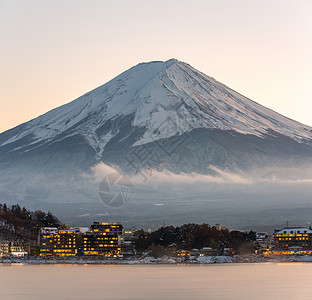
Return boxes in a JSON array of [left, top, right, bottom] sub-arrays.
[[0, 203, 63, 242], [134, 224, 256, 257]]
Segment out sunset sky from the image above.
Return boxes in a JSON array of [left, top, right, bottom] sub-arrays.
[[1, 0, 311, 133]]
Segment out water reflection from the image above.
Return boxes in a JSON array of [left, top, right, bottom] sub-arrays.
[[0, 263, 312, 300]]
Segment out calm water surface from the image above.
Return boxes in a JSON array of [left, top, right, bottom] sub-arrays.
[[0, 263, 312, 300]]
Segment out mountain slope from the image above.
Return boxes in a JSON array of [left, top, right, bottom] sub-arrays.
[[1, 59, 312, 227], [1, 59, 312, 160]]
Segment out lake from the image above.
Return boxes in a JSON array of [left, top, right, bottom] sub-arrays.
[[0, 263, 312, 300]]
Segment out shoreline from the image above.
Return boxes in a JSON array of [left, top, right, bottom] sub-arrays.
[[2, 255, 312, 265]]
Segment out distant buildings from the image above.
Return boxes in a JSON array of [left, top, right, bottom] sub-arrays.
[[5, 221, 312, 259], [0, 241, 28, 257], [53, 229, 79, 256], [200, 247, 218, 256], [123, 229, 135, 255], [0, 241, 10, 256], [10, 242, 26, 253], [39, 227, 58, 256], [271, 227, 312, 255], [83, 222, 123, 257], [39, 222, 124, 258], [255, 232, 271, 255]]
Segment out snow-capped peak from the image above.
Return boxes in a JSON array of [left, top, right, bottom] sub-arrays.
[[2, 59, 312, 157]]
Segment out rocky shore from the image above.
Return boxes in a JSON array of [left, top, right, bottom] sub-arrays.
[[2, 255, 312, 265]]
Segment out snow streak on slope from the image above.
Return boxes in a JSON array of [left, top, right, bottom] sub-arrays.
[[2, 59, 312, 157]]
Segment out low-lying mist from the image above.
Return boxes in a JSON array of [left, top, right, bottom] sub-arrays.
[[77, 162, 312, 230], [90, 161, 312, 197]]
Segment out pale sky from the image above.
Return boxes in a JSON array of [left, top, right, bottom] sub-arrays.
[[1, 0, 311, 133]]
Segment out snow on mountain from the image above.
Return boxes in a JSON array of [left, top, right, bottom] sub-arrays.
[[2, 58, 312, 161], [1, 59, 312, 227]]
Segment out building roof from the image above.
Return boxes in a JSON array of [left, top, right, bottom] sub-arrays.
[[274, 227, 312, 235], [73, 227, 89, 233], [40, 227, 58, 234], [42, 227, 58, 230]]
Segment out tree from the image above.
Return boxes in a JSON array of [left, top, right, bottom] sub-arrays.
[[33, 210, 61, 228], [21, 207, 29, 219], [0, 203, 65, 243], [45, 211, 61, 227], [147, 243, 167, 258]]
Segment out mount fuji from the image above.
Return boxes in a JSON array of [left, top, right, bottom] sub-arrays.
[[1, 59, 312, 229]]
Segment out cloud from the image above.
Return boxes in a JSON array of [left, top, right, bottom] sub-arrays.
[[95, 213, 109, 216], [77, 213, 91, 217], [83, 162, 123, 182], [87, 162, 312, 188], [131, 166, 253, 185]]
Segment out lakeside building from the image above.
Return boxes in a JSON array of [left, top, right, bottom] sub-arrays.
[[223, 248, 235, 255], [122, 230, 135, 255], [176, 249, 191, 257], [0, 241, 10, 256], [200, 247, 218, 256], [0, 241, 30, 257], [38, 223, 124, 257], [271, 227, 312, 255], [25, 245, 40, 256], [39, 227, 58, 256], [255, 232, 272, 255], [83, 222, 123, 257], [53, 229, 79, 256], [10, 241, 26, 253]]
